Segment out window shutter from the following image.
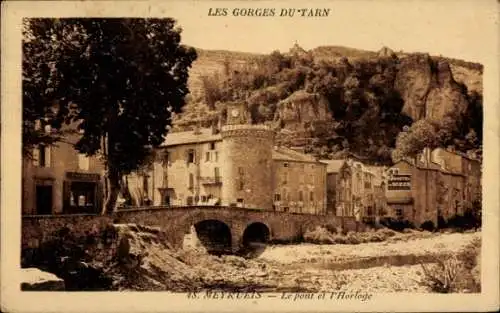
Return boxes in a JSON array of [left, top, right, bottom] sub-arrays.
[[45, 146, 51, 167], [62, 181, 70, 213], [96, 181, 104, 213], [32, 147, 40, 167]]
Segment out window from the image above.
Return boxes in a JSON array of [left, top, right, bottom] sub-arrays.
[[299, 190, 303, 202], [309, 191, 314, 202], [188, 173, 194, 189], [215, 151, 219, 162], [143, 175, 149, 198], [274, 193, 281, 201], [395, 208, 403, 218], [33, 145, 50, 168], [187, 150, 195, 163], [283, 207, 289, 212], [205, 152, 210, 162], [186, 196, 193, 205], [283, 162, 289, 168], [283, 172, 288, 185], [39, 146, 47, 167], [78, 154, 90, 171], [367, 206, 373, 216], [165, 151, 171, 165], [238, 167, 244, 190], [209, 142, 216, 150], [201, 195, 207, 203], [214, 167, 220, 179]]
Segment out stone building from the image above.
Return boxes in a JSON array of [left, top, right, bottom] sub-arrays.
[[385, 147, 481, 227], [22, 123, 105, 215], [126, 102, 327, 214], [323, 159, 386, 220]]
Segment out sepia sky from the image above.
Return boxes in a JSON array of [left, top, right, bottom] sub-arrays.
[[168, 0, 496, 64]]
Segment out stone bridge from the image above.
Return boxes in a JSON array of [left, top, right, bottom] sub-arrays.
[[22, 206, 360, 254]]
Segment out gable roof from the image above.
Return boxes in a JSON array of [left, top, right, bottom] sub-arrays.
[[161, 128, 221, 147], [321, 159, 347, 173], [272, 146, 319, 163], [393, 159, 465, 177]]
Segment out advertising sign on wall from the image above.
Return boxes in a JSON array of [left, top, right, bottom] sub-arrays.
[[387, 174, 411, 191]]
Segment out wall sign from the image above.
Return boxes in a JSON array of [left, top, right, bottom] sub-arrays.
[[66, 172, 101, 182], [387, 174, 411, 191]]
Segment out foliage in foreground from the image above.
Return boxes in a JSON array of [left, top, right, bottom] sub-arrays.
[[418, 237, 481, 293], [23, 18, 197, 214]]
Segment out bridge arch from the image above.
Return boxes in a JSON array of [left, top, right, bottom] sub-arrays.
[[241, 221, 271, 247], [194, 219, 232, 255]]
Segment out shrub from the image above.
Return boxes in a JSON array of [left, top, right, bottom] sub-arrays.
[[323, 223, 339, 235], [418, 255, 465, 293], [420, 220, 435, 232], [419, 237, 481, 293], [376, 228, 397, 238], [379, 217, 415, 232], [303, 226, 334, 244], [345, 232, 361, 244]]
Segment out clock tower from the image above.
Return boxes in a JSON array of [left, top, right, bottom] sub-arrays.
[[226, 102, 250, 125]]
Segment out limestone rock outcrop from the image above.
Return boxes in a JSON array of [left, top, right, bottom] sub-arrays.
[[21, 268, 65, 291], [273, 90, 330, 130], [394, 53, 434, 120], [394, 54, 471, 124]]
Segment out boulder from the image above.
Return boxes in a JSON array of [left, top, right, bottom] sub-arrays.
[[21, 268, 65, 291]]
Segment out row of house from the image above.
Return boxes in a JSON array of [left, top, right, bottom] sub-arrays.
[[22, 102, 482, 228], [323, 159, 387, 222]]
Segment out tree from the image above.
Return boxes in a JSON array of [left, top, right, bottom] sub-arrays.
[[392, 119, 438, 162], [23, 18, 197, 214]]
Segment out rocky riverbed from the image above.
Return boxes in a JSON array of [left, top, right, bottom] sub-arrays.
[[177, 231, 480, 293], [22, 224, 481, 293]]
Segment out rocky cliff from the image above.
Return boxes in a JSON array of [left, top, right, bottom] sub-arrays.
[[187, 45, 482, 127], [394, 53, 474, 124], [182, 45, 482, 161]]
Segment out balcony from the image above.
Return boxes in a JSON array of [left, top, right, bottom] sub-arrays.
[[199, 176, 222, 185]]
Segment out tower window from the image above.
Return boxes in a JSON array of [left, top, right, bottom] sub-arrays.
[[187, 150, 195, 163], [214, 167, 220, 181], [188, 173, 194, 189]]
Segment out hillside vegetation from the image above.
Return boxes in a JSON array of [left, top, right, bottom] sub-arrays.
[[174, 45, 483, 164]]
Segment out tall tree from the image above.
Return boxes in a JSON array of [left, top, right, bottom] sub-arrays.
[[23, 18, 197, 214]]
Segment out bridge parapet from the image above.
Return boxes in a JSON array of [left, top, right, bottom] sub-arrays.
[[22, 206, 360, 253]]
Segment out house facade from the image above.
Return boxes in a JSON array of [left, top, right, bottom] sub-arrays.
[[323, 159, 386, 221], [385, 148, 481, 227], [22, 124, 105, 215]]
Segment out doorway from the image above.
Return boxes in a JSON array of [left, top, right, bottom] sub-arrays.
[[36, 185, 53, 215]]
